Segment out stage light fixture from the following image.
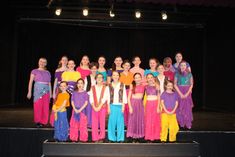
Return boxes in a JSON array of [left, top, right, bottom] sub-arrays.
[[55, 8, 62, 16], [161, 11, 167, 20], [135, 10, 141, 18], [83, 8, 89, 16], [109, 10, 115, 17]]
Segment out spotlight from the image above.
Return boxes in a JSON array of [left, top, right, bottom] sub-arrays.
[[161, 11, 167, 20], [135, 10, 141, 19], [55, 8, 62, 16], [109, 10, 115, 17], [83, 8, 89, 16]]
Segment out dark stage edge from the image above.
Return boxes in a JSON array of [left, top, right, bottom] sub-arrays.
[[42, 140, 200, 157], [1, 127, 235, 157]]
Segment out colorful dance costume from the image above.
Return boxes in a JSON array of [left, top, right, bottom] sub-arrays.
[[160, 91, 179, 142], [126, 84, 145, 139], [97, 71, 107, 82], [164, 65, 175, 82], [53, 92, 70, 141], [69, 91, 90, 142], [175, 72, 194, 129], [119, 71, 134, 127], [108, 82, 127, 142], [76, 67, 91, 79], [84, 74, 96, 127], [31, 69, 51, 125], [50, 70, 66, 127], [144, 69, 159, 77], [130, 67, 145, 79], [156, 75, 167, 95], [90, 85, 110, 142], [61, 71, 81, 122], [145, 85, 161, 141]]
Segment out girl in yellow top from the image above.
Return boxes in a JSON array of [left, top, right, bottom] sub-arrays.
[[61, 60, 81, 122], [52, 81, 70, 142]]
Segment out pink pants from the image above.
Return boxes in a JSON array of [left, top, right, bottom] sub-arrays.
[[34, 93, 50, 125], [69, 112, 88, 142], [92, 106, 106, 141], [145, 100, 161, 141], [124, 89, 129, 127]]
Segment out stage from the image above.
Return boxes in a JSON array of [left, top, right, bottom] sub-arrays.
[[0, 106, 235, 157]]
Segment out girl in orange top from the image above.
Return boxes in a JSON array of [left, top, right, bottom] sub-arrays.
[[52, 81, 70, 142], [120, 60, 134, 127]]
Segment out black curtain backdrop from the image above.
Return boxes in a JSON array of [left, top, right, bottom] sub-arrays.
[[1, 5, 235, 111], [15, 21, 204, 109]]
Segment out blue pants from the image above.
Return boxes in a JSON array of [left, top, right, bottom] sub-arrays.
[[54, 111, 69, 141], [108, 104, 124, 142]]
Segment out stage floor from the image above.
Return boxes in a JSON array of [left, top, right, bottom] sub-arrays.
[[0, 105, 235, 131]]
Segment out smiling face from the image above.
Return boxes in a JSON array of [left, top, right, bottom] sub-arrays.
[[146, 73, 155, 85], [81, 55, 90, 66], [59, 82, 68, 92], [38, 58, 47, 69], [98, 56, 106, 67], [95, 73, 104, 84], [114, 57, 123, 67], [132, 57, 141, 66], [175, 53, 183, 63], [77, 79, 84, 90], [179, 62, 187, 72], [134, 73, 142, 85], [67, 60, 76, 70], [90, 65, 98, 75], [157, 65, 165, 74], [163, 57, 172, 68], [61, 56, 68, 67], [112, 71, 120, 82], [165, 81, 174, 91], [122, 62, 131, 71], [149, 59, 157, 70]]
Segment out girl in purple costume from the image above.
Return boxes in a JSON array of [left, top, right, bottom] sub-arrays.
[[174, 60, 194, 129]]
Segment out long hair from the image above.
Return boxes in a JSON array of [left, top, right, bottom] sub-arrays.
[[132, 73, 142, 94], [74, 78, 85, 91], [57, 55, 68, 68], [112, 56, 122, 71]]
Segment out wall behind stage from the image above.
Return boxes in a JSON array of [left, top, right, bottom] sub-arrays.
[[14, 21, 204, 109]]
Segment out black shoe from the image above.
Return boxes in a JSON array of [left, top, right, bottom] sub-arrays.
[[36, 123, 41, 128]]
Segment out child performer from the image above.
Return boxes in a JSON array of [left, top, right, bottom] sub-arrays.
[[156, 64, 167, 95], [97, 56, 108, 83], [52, 81, 70, 141], [52, 56, 68, 100], [84, 62, 99, 128], [160, 80, 179, 142], [173, 52, 191, 72], [174, 61, 194, 129], [119, 60, 134, 127], [163, 57, 175, 82], [27, 57, 52, 128], [144, 73, 161, 142], [76, 55, 91, 79], [69, 78, 90, 142], [50, 56, 68, 127], [107, 56, 123, 84], [90, 73, 110, 142], [144, 58, 159, 77], [84, 62, 98, 92], [108, 71, 127, 142], [61, 60, 81, 122], [126, 73, 145, 142], [130, 56, 145, 78]]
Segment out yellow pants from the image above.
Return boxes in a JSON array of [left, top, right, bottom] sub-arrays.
[[160, 113, 179, 142]]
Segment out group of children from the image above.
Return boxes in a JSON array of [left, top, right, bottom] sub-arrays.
[[27, 52, 194, 143]]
